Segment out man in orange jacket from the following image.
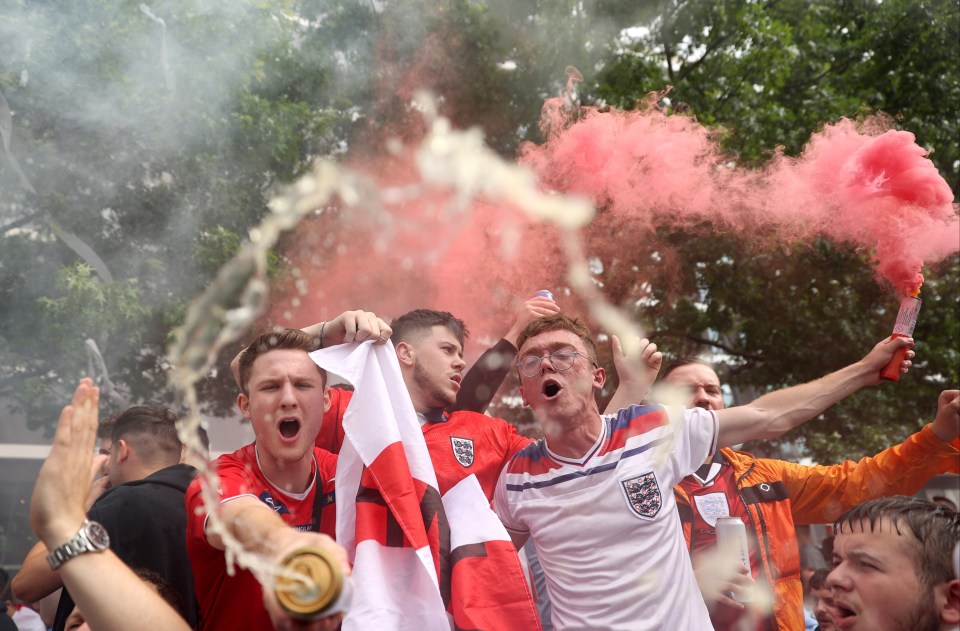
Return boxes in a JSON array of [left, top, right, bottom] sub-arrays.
[[662, 359, 959, 631]]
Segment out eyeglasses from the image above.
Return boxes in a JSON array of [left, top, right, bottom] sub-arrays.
[[515, 349, 587, 378]]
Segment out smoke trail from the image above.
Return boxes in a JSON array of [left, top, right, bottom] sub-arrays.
[[520, 80, 959, 297]]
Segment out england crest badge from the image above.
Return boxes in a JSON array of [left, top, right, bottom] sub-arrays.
[[450, 436, 474, 467], [620, 471, 662, 520]]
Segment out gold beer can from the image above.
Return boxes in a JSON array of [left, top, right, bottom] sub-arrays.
[[275, 545, 352, 620]]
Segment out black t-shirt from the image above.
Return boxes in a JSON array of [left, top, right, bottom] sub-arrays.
[[52, 463, 198, 630]]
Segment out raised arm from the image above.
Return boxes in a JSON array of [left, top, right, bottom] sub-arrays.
[[13, 455, 110, 602], [603, 336, 663, 414], [29, 379, 191, 631], [230, 309, 392, 386], [453, 295, 559, 413], [715, 336, 914, 447]]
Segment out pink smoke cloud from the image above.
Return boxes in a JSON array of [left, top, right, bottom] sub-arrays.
[[520, 88, 958, 297], [271, 67, 957, 349]]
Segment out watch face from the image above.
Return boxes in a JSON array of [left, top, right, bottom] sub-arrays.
[[84, 521, 111, 549]]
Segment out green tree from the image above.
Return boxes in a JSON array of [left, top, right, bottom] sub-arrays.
[[585, 0, 960, 460], [0, 0, 342, 426]]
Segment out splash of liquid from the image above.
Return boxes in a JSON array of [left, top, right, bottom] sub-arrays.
[[167, 93, 642, 598]]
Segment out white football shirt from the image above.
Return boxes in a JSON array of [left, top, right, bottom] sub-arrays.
[[494, 404, 719, 630]]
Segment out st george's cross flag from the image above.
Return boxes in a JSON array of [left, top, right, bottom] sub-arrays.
[[310, 340, 541, 631]]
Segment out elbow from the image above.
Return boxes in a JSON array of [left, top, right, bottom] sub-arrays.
[[11, 574, 47, 603]]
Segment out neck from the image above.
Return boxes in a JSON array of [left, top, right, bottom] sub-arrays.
[[256, 447, 314, 494], [543, 413, 603, 459]]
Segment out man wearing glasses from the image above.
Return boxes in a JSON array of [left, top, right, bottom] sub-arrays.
[[493, 313, 915, 631]]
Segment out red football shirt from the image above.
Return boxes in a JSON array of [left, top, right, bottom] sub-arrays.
[[185, 444, 337, 631]]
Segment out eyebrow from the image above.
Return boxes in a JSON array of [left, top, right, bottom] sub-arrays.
[[837, 549, 885, 566], [520, 341, 579, 356]]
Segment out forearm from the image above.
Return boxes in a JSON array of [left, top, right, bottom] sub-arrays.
[[208, 497, 298, 557], [789, 424, 960, 522], [11, 541, 62, 602], [451, 338, 516, 413], [60, 550, 190, 631], [718, 360, 874, 446]]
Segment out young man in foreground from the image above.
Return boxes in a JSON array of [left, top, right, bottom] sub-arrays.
[[186, 311, 388, 631]]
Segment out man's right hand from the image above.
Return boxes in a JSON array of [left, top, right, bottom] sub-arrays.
[[321, 310, 392, 347], [693, 553, 754, 626], [263, 531, 351, 631], [31, 378, 100, 549]]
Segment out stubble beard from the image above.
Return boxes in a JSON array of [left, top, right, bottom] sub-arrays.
[[413, 362, 455, 410]]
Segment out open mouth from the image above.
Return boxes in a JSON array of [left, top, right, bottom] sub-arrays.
[[542, 378, 563, 399], [450, 373, 462, 389], [279, 419, 301, 439], [831, 602, 856, 628]]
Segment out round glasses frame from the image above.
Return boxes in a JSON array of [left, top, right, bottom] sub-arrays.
[[515, 349, 589, 378]]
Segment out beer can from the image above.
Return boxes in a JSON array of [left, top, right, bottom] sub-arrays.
[[275, 545, 353, 620], [534, 289, 554, 301], [716, 516, 752, 602]]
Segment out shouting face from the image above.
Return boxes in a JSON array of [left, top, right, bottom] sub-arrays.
[[402, 325, 466, 412], [238, 348, 329, 488], [517, 329, 604, 425], [827, 518, 940, 631]]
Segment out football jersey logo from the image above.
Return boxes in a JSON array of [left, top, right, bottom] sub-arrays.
[[450, 436, 474, 467], [620, 471, 662, 519], [259, 491, 291, 515], [694, 492, 731, 527]]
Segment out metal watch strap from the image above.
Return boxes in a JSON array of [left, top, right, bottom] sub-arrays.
[[46, 520, 109, 570]]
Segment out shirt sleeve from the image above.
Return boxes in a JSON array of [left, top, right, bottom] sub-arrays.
[[673, 407, 720, 479], [492, 460, 528, 535], [452, 338, 517, 414]]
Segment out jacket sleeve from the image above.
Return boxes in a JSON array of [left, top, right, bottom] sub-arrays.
[[773, 424, 959, 524], [451, 338, 517, 414]]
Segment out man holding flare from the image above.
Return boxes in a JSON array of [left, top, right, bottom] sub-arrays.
[[493, 313, 918, 631]]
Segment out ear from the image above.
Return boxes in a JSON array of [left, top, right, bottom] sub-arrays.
[[322, 386, 332, 414], [237, 392, 252, 421], [593, 366, 606, 391], [937, 578, 960, 626], [395, 341, 415, 368], [116, 439, 131, 463]]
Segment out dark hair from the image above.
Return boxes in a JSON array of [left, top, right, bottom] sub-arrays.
[[237, 328, 325, 393], [515, 313, 598, 364], [809, 567, 831, 591], [133, 567, 186, 619], [834, 496, 960, 589], [109, 406, 182, 467], [660, 358, 714, 380], [391, 309, 468, 347]]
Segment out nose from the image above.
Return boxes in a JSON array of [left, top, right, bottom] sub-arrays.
[[453, 354, 466, 371], [826, 565, 850, 592], [692, 387, 711, 409], [279, 381, 298, 407]]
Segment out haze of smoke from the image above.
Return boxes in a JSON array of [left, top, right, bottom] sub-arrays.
[[522, 85, 959, 297]]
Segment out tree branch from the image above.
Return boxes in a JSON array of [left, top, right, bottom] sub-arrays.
[[649, 330, 764, 362]]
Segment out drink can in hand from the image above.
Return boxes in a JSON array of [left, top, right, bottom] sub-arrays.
[[275, 545, 352, 620], [716, 516, 753, 603]]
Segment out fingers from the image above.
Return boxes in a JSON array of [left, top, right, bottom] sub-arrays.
[[331, 310, 391, 345], [611, 335, 623, 357]]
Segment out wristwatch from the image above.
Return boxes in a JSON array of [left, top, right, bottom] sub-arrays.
[[46, 520, 111, 570]]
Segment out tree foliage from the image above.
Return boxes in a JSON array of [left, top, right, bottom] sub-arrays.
[[0, 0, 956, 465]]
